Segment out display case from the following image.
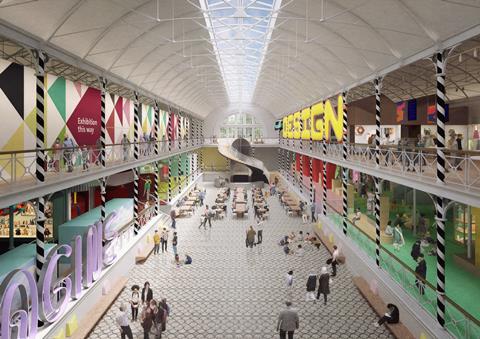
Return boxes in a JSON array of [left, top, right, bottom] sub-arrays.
[[454, 204, 477, 244], [0, 202, 53, 238]]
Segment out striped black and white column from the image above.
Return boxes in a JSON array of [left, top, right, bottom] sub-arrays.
[[133, 92, 140, 234], [166, 111, 173, 202], [299, 118, 303, 193], [35, 50, 46, 280], [309, 126, 314, 205], [322, 132, 328, 216], [435, 51, 447, 328], [177, 154, 182, 192], [309, 157, 314, 205], [100, 77, 107, 223], [374, 78, 382, 267], [154, 101, 160, 215], [342, 91, 348, 236]]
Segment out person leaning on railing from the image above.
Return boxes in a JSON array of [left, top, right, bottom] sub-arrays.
[[62, 135, 76, 172]]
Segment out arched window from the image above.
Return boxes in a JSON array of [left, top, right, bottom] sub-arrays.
[[219, 113, 264, 141]]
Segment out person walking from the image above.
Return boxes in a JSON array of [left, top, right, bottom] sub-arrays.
[[305, 272, 317, 301], [316, 266, 330, 305], [246, 225, 256, 249], [276, 301, 299, 339], [121, 134, 130, 161], [140, 302, 154, 339], [160, 228, 168, 253], [205, 205, 213, 228], [141, 281, 153, 305], [330, 245, 340, 277], [116, 304, 133, 339], [285, 270, 294, 299], [415, 253, 427, 295], [256, 218, 264, 245], [170, 210, 177, 229], [172, 232, 178, 256], [150, 300, 165, 339], [130, 285, 140, 321], [153, 230, 160, 255], [311, 203, 317, 222]]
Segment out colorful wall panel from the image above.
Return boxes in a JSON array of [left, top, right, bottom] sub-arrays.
[[0, 59, 181, 153]]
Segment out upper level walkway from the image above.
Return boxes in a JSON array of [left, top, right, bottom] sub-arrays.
[[0, 139, 203, 208], [280, 139, 480, 208]]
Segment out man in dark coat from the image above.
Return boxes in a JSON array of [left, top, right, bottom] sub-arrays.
[[411, 240, 421, 261], [415, 254, 427, 295], [316, 267, 330, 305], [373, 303, 399, 327], [305, 273, 317, 301]]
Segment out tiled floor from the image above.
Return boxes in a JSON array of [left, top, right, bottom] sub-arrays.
[[88, 183, 393, 339]]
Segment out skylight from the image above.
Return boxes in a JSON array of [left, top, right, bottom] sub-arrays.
[[199, 0, 281, 103]]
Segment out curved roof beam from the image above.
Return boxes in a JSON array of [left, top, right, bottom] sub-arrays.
[[108, 8, 206, 72], [281, 9, 375, 71], [162, 65, 219, 99], [258, 42, 339, 93], [329, 0, 402, 58], [125, 30, 208, 80], [395, 0, 439, 42], [257, 63, 327, 103], [46, 0, 88, 42], [81, 0, 152, 59], [273, 25, 364, 80]]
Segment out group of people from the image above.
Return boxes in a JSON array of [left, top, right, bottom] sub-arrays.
[[275, 244, 341, 338], [116, 282, 171, 339], [153, 227, 192, 267]]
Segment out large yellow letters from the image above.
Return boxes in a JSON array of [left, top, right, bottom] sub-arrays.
[[293, 111, 301, 139], [287, 115, 294, 139], [281, 94, 344, 141], [310, 102, 324, 141], [301, 108, 311, 140]]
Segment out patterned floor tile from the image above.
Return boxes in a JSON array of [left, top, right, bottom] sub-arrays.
[[88, 183, 392, 338]]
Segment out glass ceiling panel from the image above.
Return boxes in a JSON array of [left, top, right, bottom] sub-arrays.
[[199, 0, 281, 103]]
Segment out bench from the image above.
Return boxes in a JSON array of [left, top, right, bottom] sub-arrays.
[[70, 276, 128, 339], [135, 243, 154, 264], [313, 224, 346, 263], [353, 276, 414, 339]]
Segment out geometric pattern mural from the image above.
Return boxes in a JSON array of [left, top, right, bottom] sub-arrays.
[[0, 58, 178, 154]]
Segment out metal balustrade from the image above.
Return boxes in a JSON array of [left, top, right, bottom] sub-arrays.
[[281, 139, 480, 195], [0, 138, 203, 194]]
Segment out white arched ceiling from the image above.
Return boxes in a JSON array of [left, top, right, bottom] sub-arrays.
[[1, 0, 480, 118]]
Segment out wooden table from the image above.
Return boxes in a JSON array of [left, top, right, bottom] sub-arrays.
[[235, 203, 246, 218], [235, 197, 245, 203], [184, 200, 196, 206]]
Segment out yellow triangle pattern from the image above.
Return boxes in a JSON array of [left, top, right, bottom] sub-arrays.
[[0, 123, 24, 178], [25, 107, 36, 136]]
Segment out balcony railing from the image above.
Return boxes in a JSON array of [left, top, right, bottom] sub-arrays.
[[281, 139, 480, 193], [0, 138, 204, 194]]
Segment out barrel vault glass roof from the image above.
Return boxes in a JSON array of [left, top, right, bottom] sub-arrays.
[[199, 0, 281, 103]]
